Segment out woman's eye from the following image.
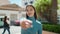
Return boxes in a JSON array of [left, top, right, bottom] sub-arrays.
[[30, 9, 33, 11], [26, 10, 28, 11], [26, 10, 29, 12]]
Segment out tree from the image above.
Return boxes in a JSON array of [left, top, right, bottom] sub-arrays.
[[34, 0, 51, 22], [34, 0, 57, 24], [50, 0, 57, 24]]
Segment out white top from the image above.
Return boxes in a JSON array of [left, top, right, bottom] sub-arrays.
[[6, 20, 10, 24]]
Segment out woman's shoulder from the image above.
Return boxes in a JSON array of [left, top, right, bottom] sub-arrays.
[[36, 20, 42, 24]]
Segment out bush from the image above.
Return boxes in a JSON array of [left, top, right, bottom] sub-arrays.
[[43, 24, 60, 33]]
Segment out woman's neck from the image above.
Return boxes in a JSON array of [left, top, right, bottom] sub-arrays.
[[29, 16, 34, 18]]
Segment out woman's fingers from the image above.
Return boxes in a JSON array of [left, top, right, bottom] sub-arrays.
[[20, 21, 32, 29], [26, 24, 31, 28], [20, 21, 27, 29]]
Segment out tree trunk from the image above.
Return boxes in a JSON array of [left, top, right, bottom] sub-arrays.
[[50, 0, 57, 24]]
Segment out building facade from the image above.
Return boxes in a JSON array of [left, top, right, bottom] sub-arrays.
[[0, 4, 25, 21], [0, 0, 10, 5]]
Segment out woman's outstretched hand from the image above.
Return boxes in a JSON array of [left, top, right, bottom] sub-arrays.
[[20, 21, 31, 29]]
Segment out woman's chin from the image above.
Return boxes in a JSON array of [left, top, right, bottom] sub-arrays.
[[28, 15, 33, 17]]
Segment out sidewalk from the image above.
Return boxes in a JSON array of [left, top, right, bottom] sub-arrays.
[[42, 31, 58, 34], [0, 26, 58, 34]]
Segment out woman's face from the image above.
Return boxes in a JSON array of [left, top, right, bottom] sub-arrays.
[[26, 6, 35, 17]]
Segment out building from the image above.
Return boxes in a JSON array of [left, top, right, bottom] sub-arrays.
[[0, 4, 25, 21], [0, 0, 26, 25], [0, 0, 10, 5]]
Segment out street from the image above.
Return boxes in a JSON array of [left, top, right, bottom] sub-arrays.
[[0, 26, 57, 34]]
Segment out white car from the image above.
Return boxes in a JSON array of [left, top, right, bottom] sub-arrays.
[[0, 18, 4, 28]]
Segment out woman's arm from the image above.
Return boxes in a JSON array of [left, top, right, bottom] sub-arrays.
[[36, 20, 42, 34], [38, 24, 42, 34]]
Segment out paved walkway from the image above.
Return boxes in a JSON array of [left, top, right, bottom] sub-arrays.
[[42, 31, 58, 34], [0, 26, 58, 34]]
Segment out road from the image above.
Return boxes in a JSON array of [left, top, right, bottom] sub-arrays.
[[0, 26, 58, 34]]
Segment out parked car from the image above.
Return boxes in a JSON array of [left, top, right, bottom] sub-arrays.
[[10, 20, 20, 26], [14, 20, 20, 26], [0, 18, 4, 28]]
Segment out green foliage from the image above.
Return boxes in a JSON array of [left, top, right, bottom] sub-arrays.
[[34, 0, 51, 14], [43, 24, 60, 33], [58, 0, 60, 9], [58, 5, 60, 10], [58, 0, 60, 4]]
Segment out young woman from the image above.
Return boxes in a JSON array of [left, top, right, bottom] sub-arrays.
[[20, 5, 42, 34], [2, 16, 10, 34]]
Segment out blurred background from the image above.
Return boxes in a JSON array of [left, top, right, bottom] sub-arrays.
[[0, 0, 60, 34]]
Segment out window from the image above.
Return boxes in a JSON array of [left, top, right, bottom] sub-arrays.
[[0, 18, 4, 21]]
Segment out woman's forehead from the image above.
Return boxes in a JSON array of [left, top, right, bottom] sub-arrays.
[[26, 6, 33, 9]]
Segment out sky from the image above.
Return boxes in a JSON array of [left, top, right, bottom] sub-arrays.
[[9, 0, 35, 8], [9, 0, 22, 7]]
